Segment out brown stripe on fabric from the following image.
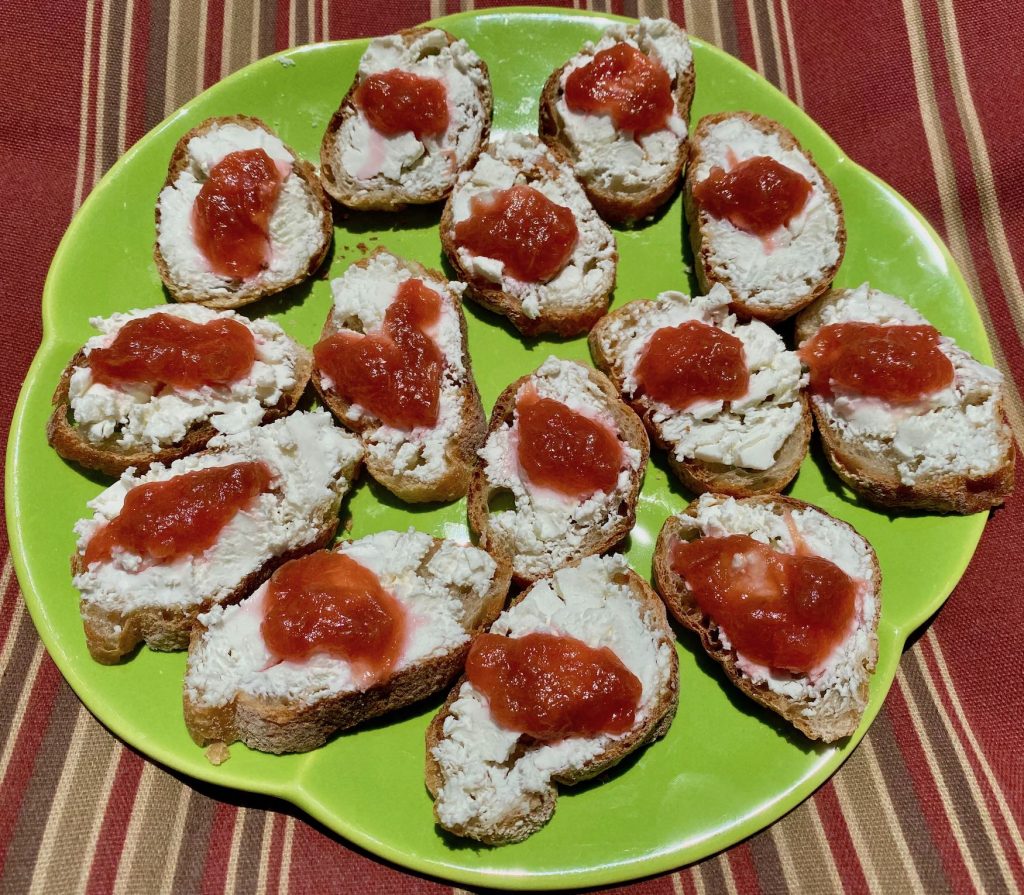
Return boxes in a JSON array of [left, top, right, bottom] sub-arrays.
[[73, 1, 97, 209], [638, 0, 670, 16], [254, 806, 275, 895], [98, 0, 128, 176], [763, 0, 788, 95], [746, 821, 789, 894], [900, 655, 1012, 894], [776, 0, 804, 106], [155, 785, 193, 892], [622, 0, 639, 18], [0, 614, 45, 766], [224, 806, 247, 893], [168, 0, 208, 111], [697, 854, 730, 895], [91, 0, 113, 184], [682, 0, 720, 46], [0, 559, 20, 655], [747, 0, 781, 88], [293, 0, 309, 46], [259, 0, 277, 59], [230, 806, 267, 894], [117, 0, 135, 155], [0, 679, 81, 894], [280, 815, 296, 894], [899, 0, 1024, 440], [221, 0, 255, 78], [143, 0, 170, 130], [714, 0, 739, 58], [772, 799, 844, 891], [170, 786, 218, 893]]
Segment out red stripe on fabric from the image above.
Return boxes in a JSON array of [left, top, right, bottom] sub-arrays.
[[84, 748, 145, 895], [676, 868, 700, 895], [204, 0, 224, 88], [326, 1, 434, 39], [727, 842, 762, 893], [0, 657, 61, 870], [125, 0, 150, 148], [884, 682, 977, 892], [729, 0, 758, 70], [670, 0, 688, 32], [275, 0, 290, 51], [813, 781, 871, 895], [199, 804, 237, 895]]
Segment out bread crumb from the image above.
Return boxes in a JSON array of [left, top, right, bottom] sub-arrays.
[[205, 742, 231, 765]]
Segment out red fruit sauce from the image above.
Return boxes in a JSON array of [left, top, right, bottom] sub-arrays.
[[353, 69, 449, 140]]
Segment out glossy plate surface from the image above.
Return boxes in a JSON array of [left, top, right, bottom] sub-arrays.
[[6, 8, 989, 889]]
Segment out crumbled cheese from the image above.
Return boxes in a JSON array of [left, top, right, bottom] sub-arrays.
[[185, 530, 497, 708], [692, 116, 842, 312], [335, 30, 488, 196], [594, 285, 805, 470], [156, 121, 326, 297], [555, 18, 691, 196], [806, 284, 1009, 485], [449, 133, 616, 320], [430, 554, 674, 835], [73, 411, 363, 614], [319, 251, 468, 485], [478, 357, 642, 580], [67, 305, 300, 450]]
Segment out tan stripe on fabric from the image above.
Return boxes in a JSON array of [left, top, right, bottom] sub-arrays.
[[320, 0, 328, 42], [936, 0, 1024, 344], [638, 0, 670, 17], [73, 2, 97, 210], [429, 0, 446, 21], [925, 632, 1024, 866], [773, 799, 844, 892], [280, 815, 296, 893], [683, 0, 720, 46], [900, 0, 1024, 440], [168, 0, 206, 111], [763, 0, 789, 96], [155, 785, 192, 894], [254, 808, 275, 895], [0, 640, 44, 782], [305, 0, 316, 43], [0, 557, 15, 648], [224, 807, 247, 894], [777, 0, 804, 106], [116, 0, 134, 154]]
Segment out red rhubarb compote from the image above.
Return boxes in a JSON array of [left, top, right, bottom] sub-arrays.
[[671, 533, 857, 673], [313, 278, 444, 430], [87, 313, 256, 390], [193, 148, 287, 279], [453, 185, 578, 283], [799, 323, 954, 404], [466, 631, 642, 740], [353, 69, 449, 140], [83, 462, 274, 567], [515, 385, 623, 500], [564, 42, 673, 136], [260, 551, 407, 680], [635, 320, 749, 410], [693, 155, 812, 237]]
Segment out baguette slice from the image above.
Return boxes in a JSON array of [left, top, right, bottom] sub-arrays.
[[47, 305, 312, 477], [440, 133, 617, 338], [72, 411, 363, 663], [684, 112, 845, 323], [155, 115, 332, 309], [319, 28, 492, 211], [184, 530, 511, 754], [467, 357, 649, 586], [589, 285, 811, 496], [795, 285, 1015, 513], [653, 493, 881, 742], [311, 248, 486, 503], [426, 553, 679, 845], [539, 17, 695, 224]]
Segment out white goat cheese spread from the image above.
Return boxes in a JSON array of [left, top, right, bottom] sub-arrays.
[[68, 304, 300, 451], [73, 411, 363, 614], [157, 121, 326, 297], [186, 529, 497, 707], [430, 554, 673, 833]]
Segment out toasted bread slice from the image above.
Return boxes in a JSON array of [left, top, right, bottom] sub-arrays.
[[795, 285, 1015, 513], [467, 357, 648, 586], [154, 115, 332, 309], [184, 530, 511, 754], [319, 28, 492, 211], [653, 493, 880, 743], [589, 285, 811, 496], [311, 248, 486, 503], [72, 411, 363, 663], [539, 17, 695, 224], [684, 112, 845, 323], [440, 133, 617, 338], [47, 305, 312, 477], [426, 553, 679, 845]]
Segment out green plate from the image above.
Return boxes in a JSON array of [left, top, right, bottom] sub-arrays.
[[6, 7, 989, 889]]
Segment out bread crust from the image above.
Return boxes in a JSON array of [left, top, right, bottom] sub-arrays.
[[311, 248, 486, 503], [46, 326, 312, 477], [538, 21, 696, 225], [319, 28, 493, 211], [424, 563, 679, 844], [154, 115, 333, 310], [653, 495, 881, 743], [794, 289, 1016, 513], [467, 361, 649, 587], [439, 135, 618, 338], [589, 299, 811, 496], [684, 112, 846, 324], [183, 540, 512, 754]]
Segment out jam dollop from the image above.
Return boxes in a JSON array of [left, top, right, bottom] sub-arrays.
[[193, 148, 287, 279], [564, 42, 673, 136], [693, 155, 812, 236], [313, 278, 444, 430], [353, 69, 450, 140], [515, 385, 623, 500], [260, 551, 407, 679], [799, 322, 955, 404], [466, 631, 642, 740], [671, 533, 857, 673], [635, 320, 750, 410], [87, 313, 256, 390], [453, 185, 579, 283], [83, 461, 274, 567]]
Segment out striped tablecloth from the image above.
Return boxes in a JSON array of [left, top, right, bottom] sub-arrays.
[[2, 2, 1022, 893]]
